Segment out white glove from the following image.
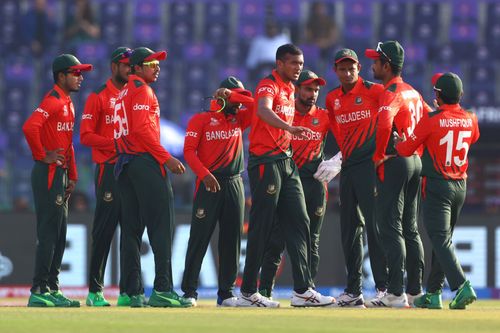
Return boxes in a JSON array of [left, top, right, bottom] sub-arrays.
[[313, 151, 342, 183]]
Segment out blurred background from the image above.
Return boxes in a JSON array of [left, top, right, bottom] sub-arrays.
[[0, 0, 499, 298]]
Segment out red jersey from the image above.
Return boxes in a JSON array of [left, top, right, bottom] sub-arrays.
[[23, 84, 78, 184], [248, 70, 295, 168], [396, 104, 480, 180], [80, 79, 119, 164], [291, 105, 330, 177], [184, 105, 252, 180], [374, 76, 432, 162], [113, 74, 171, 166], [326, 78, 384, 168]]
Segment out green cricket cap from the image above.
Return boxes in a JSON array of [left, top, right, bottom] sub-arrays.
[[129, 47, 167, 66], [111, 47, 132, 64], [219, 76, 252, 96], [296, 70, 326, 86], [52, 54, 93, 73], [365, 40, 404, 68], [334, 48, 359, 64], [433, 72, 463, 100]]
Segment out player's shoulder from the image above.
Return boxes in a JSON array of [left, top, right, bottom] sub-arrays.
[[42, 88, 65, 107], [92, 83, 107, 95], [327, 85, 342, 97], [427, 108, 444, 119]]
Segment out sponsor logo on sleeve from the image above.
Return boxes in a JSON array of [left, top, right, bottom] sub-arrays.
[[81, 114, 93, 120], [133, 104, 150, 111], [35, 108, 49, 118], [186, 131, 198, 138]]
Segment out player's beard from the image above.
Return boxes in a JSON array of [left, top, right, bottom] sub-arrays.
[[115, 73, 128, 85], [299, 96, 315, 108], [223, 106, 238, 115]]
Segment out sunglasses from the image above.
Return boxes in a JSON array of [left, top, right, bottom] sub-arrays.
[[113, 49, 132, 62], [142, 60, 160, 70], [65, 69, 83, 77], [376, 42, 392, 63]]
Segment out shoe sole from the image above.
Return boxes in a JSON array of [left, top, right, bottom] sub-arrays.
[[450, 295, 477, 310], [27, 303, 55, 307], [291, 302, 335, 307]]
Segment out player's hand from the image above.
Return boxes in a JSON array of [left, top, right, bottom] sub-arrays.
[[393, 131, 407, 145], [42, 148, 65, 165], [165, 157, 186, 174], [214, 88, 232, 99], [65, 179, 77, 200], [287, 125, 313, 138], [202, 174, 221, 193], [374, 154, 396, 168], [313, 151, 342, 183]]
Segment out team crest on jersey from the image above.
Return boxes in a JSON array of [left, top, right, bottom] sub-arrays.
[[195, 208, 206, 219], [210, 117, 220, 126], [109, 98, 116, 109], [312, 118, 319, 126], [55, 194, 64, 206], [334, 99, 341, 110], [230, 117, 237, 124], [266, 184, 277, 195], [103, 192, 113, 202], [63, 105, 68, 116], [355, 97, 363, 105], [315, 206, 325, 217]]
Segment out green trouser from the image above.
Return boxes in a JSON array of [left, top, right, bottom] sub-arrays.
[[376, 155, 424, 295], [181, 175, 244, 300], [259, 176, 327, 293], [117, 154, 175, 295], [88, 163, 125, 293], [241, 157, 313, 294], [422, 177, 467, 292], [340, 159, 388, 295], [30, 162, 68, 294]]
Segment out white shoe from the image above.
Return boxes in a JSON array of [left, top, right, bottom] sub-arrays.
[[336, 292, 366, 308], [236, 292, 280, 308], [406, 292, 423, 308], [291, 288, 335, 307], [217, 296, 238, 307], [365, 288, 387, 307], [367, 293, 409, 308], [185, 297, 197, 307]]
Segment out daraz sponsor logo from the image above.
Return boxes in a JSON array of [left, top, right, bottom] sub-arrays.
[[133, 104, 150, 111]]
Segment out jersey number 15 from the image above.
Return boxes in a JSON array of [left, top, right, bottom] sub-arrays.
[[439, 130, 471, 167]]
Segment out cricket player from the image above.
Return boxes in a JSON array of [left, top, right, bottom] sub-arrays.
[[395, 73, 479, 310], [236, 44, 334, 308], [326, 49, 389, 307], [257, 70, 333, 298], [365, 41, 432, 307], [113, 47, 191, 308], [23, 54, 92, 307], [181, 77, 253, 307], [80, 47, 132, 307]]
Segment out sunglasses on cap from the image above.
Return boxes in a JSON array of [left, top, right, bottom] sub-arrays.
[[142, 60, 160, 69], [64, 69, 83, 77], [376, 42, 392, 63], [113, 49, 132, 63]]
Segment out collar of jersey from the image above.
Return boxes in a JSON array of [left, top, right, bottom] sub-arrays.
[[341, 77, 363, 96], [53, 84, 71, 101], [384, 76, 403, 89], [438, 103, 461, 112], [271, 69, 294, 92], [128, 74, 146, 85], [106, 78, 121, 94]]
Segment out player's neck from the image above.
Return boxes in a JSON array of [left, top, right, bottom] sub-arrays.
[[111, 77, 126, 90], [341, 82, 356, 93]]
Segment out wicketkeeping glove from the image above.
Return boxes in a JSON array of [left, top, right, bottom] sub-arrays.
[[313, 151, 342, 183]]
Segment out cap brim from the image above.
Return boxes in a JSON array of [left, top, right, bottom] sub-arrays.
[[300, 77, 326, 86], [364, 49, 380, 59], [335, 56, 358, 64], [118, 57, 130, 64], [231, 88, 252, 97], [70, 64, 93, 71], [144, 51, 167, 62], [431, 73, 444, 86]]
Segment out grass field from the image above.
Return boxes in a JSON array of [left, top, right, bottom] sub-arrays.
[[1, 299, 499, 333]]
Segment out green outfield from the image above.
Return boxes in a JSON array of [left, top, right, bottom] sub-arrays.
[[1, 299, 499, 333]]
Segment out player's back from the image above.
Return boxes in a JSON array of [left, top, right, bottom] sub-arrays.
[[420, 104, 479, 180]]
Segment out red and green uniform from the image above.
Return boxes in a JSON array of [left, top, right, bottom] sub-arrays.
[[113, 74, 174, 296], [22, 84, 77, 294], [326, 77, 388, 294], [241, 70, 313, 294], [181, 96, 252, 300], [259, 105, 330, 293], [374, 76, 432, 296], [80, 78, 124, 295], [396, 104, 479, 292]]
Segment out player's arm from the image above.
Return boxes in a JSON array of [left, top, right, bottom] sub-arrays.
[[257, 96, 312, 137], [22, 99, 65, 164], [80, 92, 114, 150], [373, 91, 398, 164], [325, 94, 344, 151], [65, 144, 78, 199], [395, 116, 430, 156]]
